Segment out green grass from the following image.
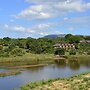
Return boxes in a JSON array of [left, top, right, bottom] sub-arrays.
[[0, 53, 55, 66], [67, 55, 90, 60], [0, 53, 90, 67]]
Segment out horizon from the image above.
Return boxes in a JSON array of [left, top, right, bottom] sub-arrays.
[[0, 0, 90, 38], [0, 34, 90, 39]]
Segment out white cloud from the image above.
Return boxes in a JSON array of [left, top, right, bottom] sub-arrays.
[[4, 24, 35, 33], [64, 16, 90, 25], [16, 5, 53, 20], [10, 19, 14, 22], [39, 32, 48, 36], [36, 23, 55, 30], [64, 17, 69, 21], [4, 24, 9, 28], [3, 23, 56, 36], [13, 26, 26, 32], [16, 0, 90, 20], [68, 27, 75, 31]]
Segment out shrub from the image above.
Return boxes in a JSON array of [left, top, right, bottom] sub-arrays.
[[0, 50, 9, 57], [87, 51, 90, 55], [0, 45, 3, 50], [10, 48, 25, 56], [54, 48, 65, 55], [69, 50, 76, 55]]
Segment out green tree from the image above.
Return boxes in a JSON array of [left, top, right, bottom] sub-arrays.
[[54, 48, 65, 55], [69, 50, 76, 55], [87, 50, 90, 55], [84, 36, 90, 40], [10, 48, 25, 56], [65, 34, 82, 44], [65, 34, 73, 39], [3, 37, 11, 46], [0, 45, 3, 50]]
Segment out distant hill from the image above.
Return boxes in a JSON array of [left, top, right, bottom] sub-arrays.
[[40, 34, 90, 39], [43, 34, 66, 39]]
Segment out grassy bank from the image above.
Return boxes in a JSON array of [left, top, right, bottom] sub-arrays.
[[0, 70, 21, 77], [68, 55, 90, 61], [15, 72, 90, 90], [0, 53, 90, 67], [0, 53, 55, 66]]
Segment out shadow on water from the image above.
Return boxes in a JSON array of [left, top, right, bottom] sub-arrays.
[[55, 59, 90, 70], [68, 61, 80, 70], [54, 59, 67, 68]]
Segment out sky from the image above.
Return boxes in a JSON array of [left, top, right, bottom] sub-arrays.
[[0, 0, 90, 38]]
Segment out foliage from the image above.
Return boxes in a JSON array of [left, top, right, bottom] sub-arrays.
[[0, 45, 3, 50], [0, 49, 9, 57], [65, 34, 83, 43], [87, 50, 90, 55], [54, 48, 65, 55], [3, 37, 11, 46], [84, 36, 90, 40], [10, 48, 25, 56], [69, 50, 76, 55], [0, 34, 89, 57]]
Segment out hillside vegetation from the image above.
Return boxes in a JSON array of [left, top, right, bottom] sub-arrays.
[[0, 34, 90, 58]]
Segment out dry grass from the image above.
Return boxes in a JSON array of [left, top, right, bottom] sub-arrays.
[[16, 72, 90, 90], [0, 70, 21, 77]]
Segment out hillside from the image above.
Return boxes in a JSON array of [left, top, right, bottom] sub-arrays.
[[43, 34, 66, 39]]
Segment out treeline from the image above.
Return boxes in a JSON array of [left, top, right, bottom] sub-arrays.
[[0, 34, 90, 57]]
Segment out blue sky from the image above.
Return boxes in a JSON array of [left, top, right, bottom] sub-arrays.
[[0, 0, 90, 38]]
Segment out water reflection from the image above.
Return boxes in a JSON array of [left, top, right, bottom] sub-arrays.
[[68, 61, 80, 70], [80, 60, 90, 68], [55, 59, 67, 68], [55, 59, 90, 70], [25, 66, 44, 72]]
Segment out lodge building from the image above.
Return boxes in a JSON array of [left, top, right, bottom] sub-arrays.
[[53, 43, 75, 49], [80, 40, 90, 44]]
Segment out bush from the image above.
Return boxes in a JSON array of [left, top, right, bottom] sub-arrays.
[[2, 52, 9, 57], [0, 50, 9, 57], [0, 45, 3, 50], [69, 50, 76, 55], [87, 51, 90, 55], [54, 48, 65, 55], [10, 48, 25, 56]]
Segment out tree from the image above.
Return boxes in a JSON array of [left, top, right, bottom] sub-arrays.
[[65, 34, 82, 44], [3, 37, 11, 41], [87, 50, 90, 55], [10, 48, 25, 56], [0, 45, 3, 50], [69, 50, 76, 55], [65, 34, 73, 39], [54, 48, 65, 55], [84, 36, 90, 40], [3, 37, 11, 46]]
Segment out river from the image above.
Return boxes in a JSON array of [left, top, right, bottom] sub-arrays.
[[0, 59, 90, 90]]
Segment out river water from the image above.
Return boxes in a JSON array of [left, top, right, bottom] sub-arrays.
[[0, 60, 90, 90]]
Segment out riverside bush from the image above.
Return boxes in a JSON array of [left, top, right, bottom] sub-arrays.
[[87, 51, 90, 55], [69, 50, 76, 55], [10, 48, 25, 56], [54, 48, 65, 55]]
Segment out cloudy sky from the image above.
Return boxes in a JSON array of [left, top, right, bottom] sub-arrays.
[[0, 0, 90, 38]]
